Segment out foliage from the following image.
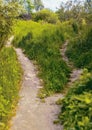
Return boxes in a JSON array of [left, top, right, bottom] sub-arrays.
[[66, 25, 92, 71], [13, 20, 75, 45], [33, 0, 44, 11], [33, 9, 59, 24], [60, 69, 92, 130], [0, 0, 22, 48], [0, 47, 22, 130], [13, 20, 75, 98], [18, 0, 34, 20], [23, 0, 34, 14], [56, 0, 92, 24], [72, 21, 79, 34]]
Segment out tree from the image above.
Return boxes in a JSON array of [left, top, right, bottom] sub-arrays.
[[57, 1, 84, 22], [34, 0, 44, 11], [85, 0, 92, 13], [0, 0, 22, 48], [57, 0, 92, 23], [21, 0, 34, 14]]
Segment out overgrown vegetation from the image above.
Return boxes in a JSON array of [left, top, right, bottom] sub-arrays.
[[0, 47, 22, 130], [55, 1, 92, 129], [57, 1, 92, 128], [13, 20, 75, 98], [0, 0, 92, 129], [66, 25, 92, 71], [60, 69, 92, 130]]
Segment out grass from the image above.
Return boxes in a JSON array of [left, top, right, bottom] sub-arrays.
[[13, 20, 75, 98], [13, 20, 55, 46], [13, 20, 75, 46], [0, 47, 22, 130], [66, 25, 92, 71]]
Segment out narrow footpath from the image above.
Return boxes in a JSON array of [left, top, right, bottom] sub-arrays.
[[60, 41, 82, 85], [11, 48, 63, 130]]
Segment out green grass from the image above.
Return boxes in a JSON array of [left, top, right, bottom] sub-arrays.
[[66, 25, 92, 71], [0, 47, 22, 130], [13, 20, 75, 98], [13, 20, 55, 46], [13, 20, 75, 45]]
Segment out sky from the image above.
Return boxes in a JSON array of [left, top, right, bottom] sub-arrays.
[[42, 0, 85, 11], [42, 0, 67, 11]]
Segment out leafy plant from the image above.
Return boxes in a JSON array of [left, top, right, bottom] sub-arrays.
[[60, 70, 92, 130]]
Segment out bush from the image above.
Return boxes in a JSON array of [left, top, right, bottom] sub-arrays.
[[33, 9, 59, 24]]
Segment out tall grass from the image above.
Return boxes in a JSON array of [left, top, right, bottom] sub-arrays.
[[66, 25, 92, 71], [0, 47, 22, 130], [60, 24, 92, 130], [13, 20, 74, 98]]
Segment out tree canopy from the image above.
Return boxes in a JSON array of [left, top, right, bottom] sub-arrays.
[[34, 0, 44, 11], [0, 0, 22, 47], [56, 0, 92, 23]]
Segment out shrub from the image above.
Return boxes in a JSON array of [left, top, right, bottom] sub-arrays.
[[33, 9, 59, 24]]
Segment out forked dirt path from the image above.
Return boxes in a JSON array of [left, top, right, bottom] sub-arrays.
[[11, 48, 63, 130], [10, 38, 82, 130]]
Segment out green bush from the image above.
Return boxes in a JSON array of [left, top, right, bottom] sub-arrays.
[[33, 9, 59, 24], [60, 69, 92, 130], [0, 47, 22, 130]]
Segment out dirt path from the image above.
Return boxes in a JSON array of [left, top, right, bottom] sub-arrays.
[[6, 36, 14, 47], [11, 48, 63, 130], [60, 41, 82, 85], [10, 38, 82, 130]]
